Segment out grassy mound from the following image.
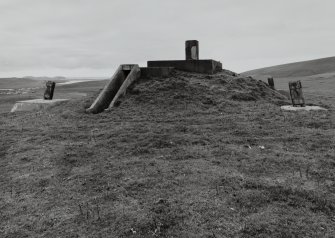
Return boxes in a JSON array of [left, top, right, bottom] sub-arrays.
[[0, 70, 334, 237]]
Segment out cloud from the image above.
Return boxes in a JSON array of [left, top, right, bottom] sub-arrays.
[[0, 0, 334, 77]]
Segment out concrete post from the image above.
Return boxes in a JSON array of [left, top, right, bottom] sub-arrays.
[[289, 81, 305, 107], [44, 81, 56, 100], [267, 77, 275, 90], [185, 40, 199, 60]]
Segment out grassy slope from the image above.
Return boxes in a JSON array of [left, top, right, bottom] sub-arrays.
[[0, 70, 334, 237], [242, 56, 335, 79], [0, 77, 72, 89], [242, 57, 335, 106]]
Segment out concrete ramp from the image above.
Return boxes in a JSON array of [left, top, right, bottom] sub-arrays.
[[86, 64, 141, 114]]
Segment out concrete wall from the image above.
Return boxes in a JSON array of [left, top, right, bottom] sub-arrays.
[[140, 67, 174, 79], [147, 60, 222, 74]]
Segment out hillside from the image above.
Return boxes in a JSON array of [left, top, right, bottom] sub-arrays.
[[0, 78, 45, 89], [1, 70, 334, 237], [242, 57, 335, 105], [243, 56, 335, 79]]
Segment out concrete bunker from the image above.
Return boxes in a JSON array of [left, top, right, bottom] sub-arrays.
[[86, 65, 175, 114], [87, 40, 223, 114], [148, 40, 222, 74]]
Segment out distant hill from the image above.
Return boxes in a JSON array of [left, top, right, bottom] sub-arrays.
[[243, 56, 335, 79], [0, 78, 45, 89], [23, 76, 67, 81], [0, 76, 69, 89]]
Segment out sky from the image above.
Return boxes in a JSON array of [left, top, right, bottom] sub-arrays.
[[0, 0, 334, 77]]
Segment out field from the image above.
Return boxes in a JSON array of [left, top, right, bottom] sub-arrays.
[[0, 70, 334, 237], [243, 56, 335, 107], [0, 79, 108, 113], [258, 74, 335, 110]]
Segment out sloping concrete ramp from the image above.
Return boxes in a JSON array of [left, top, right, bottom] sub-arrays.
[[86, 64, 141, 114]]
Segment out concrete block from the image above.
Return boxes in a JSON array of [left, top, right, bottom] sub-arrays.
[[87, 64, 141, 114], [185, 40, 199, 60], [11, 99, 69, 113], [108, 65, 141, 108], [147, 59, 222, 74], [44, 81, 56, 100], [289, 81, 305, 107]]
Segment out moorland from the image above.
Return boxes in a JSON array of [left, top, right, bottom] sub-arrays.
[[0, 62, 334, 237]]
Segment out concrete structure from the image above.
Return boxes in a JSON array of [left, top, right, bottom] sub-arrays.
[[140, 67, 174, 79], [148, 59, 222, 74], [185, 40, 199, 60], [86, 64, 141, 114], [289, 81, 305, 107], [44, 81, 56, 100], [267, 77, 275, 90], [87, 41, 223, 114], [147, 40, 222, 74], [11, 99, 69, 113], [281, 105, 327, 111]]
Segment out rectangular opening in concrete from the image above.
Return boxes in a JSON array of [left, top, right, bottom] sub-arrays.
[[123, 70, 131, 78]]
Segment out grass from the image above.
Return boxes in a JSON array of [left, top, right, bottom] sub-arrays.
[[0, 70, 334, 237]]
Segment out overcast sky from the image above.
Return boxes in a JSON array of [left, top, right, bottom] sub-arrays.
[[0, 0, 334, 77]]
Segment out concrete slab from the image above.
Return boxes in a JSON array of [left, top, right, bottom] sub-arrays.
[[147, 59, 222, 74], [281, 105, 327, 111], [11, 99, 69, 113]]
